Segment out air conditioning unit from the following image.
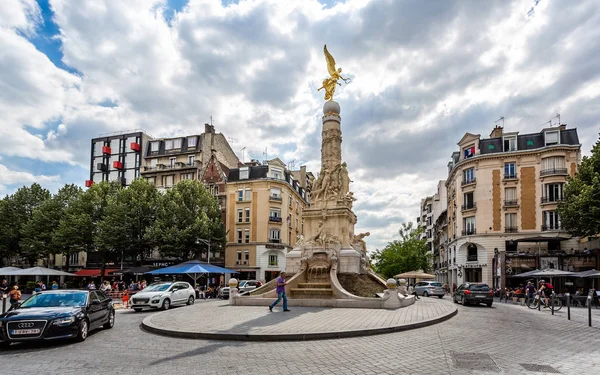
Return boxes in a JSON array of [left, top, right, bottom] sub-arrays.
[[97, 163, 107, 172]]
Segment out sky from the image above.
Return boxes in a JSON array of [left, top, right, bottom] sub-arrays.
[[1, 0, 599, 252]]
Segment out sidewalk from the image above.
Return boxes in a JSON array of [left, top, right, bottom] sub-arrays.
[[496, 297, 600, 328]]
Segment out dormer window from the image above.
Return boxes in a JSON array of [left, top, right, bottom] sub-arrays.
[[503, 136, 517, 152], [463, 145, 475, 159], [239, 167, 249, 179], [150, 141, 160, 152], [165, 139, 173, 150], [187, 136, 197, 148], [270, 167, 283, 180], [545, 131, 559, 146], [173, 138, 182, 149]]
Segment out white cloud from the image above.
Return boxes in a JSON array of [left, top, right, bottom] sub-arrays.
[[0, 0, 599, 250], [0, 163, 60, 195]]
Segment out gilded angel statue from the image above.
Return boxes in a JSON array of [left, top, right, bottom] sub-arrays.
[[318, 45, 351, 101]]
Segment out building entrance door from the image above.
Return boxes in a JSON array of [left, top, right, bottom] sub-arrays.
[[465, 268, 482, 283]]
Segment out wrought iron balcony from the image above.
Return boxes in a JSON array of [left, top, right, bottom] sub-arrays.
[[505, 227, 518, 233], [461, 178, 476, 186], [541, 224, 561, 231], [504, 199, 518, 207], [269, 216, 282, 223], [540, 168, 568, 177], [461, 203, 477, 211], [541, 196, 562, 204], [269, 195, 282, 201], [461, 229, 476, 236], [503, 173, 518, 180]]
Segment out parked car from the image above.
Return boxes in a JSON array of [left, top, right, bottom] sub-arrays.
[[414, 281, 445, 298], [131, 282, 195, 312], [453, 283, 493, 307], [0, 290, 114, 347], [218, 286, 230, 299], [238, 280, 262, 293]]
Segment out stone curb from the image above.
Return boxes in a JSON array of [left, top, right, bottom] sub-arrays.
[[141, 305, 458, 342]]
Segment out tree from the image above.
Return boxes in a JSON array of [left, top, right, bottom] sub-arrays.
[[151, 180, 225, 261], [371, 222, 430, 278], [0, 197, 19, 265], [21, 184, 83, 266], [558, 134, 600, 237]]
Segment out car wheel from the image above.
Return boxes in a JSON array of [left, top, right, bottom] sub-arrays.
[[438, 295, 444, 299], [462, 296, 468, 306], [103, 310, 115, 329], [486, 302, 493, 307], [133, 308, 142, 312], [162, 298, 171, 310], [453, 296, 458, 304], [75, 319, 89, 342], [0, 341, 11, 350], [423, 292, 429, 297], [187, 296, 195, 305]]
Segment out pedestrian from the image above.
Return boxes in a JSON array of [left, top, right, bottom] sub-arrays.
[[34, 281, 42, 294], [8, 285, 21, 309], [452, 283, 457, 295], [122, 289, 130, 309], [41, 281, 47, 290], [525, 281, 536, 305], [0, 279, 9, 295], [269, 271, 290, 312], [51, 281, 59, 290]]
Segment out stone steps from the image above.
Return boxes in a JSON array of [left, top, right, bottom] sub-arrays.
[[290, 287, 333, 299], [297, 283, 331, 289]]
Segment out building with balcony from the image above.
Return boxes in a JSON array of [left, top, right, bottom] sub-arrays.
[[224, 158, 313, 282], [418, 180, 447, 275], [89, 130, 152, 187], [445, 124, 582, 290]]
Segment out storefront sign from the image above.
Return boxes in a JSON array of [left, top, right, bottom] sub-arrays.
[[463, 263, 487, 268], [540, 257, 559, 270], [505, 257, 537, 275], [266, 244, 285, 250]]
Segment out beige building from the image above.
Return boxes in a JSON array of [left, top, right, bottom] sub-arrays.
[[445, 124, 581, 290], [224, 158, 313, 282]]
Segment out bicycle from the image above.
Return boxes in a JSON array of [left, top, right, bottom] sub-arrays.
[[526, 292, 562, 311]]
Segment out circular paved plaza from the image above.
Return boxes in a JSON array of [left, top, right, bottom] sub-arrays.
[[0, 298, 599, 374]]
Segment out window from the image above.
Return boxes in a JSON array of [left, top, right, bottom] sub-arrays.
[[150, 158, 157, 168], [541, 156, 565, 174], [238, 209, 243, 223], [271, 168, 283, 180], [244, 229, 250, 243], [270, 228, 280, 243], [270, 208, 281, 219], [69, 252, 79, 265], [237, 229, 243, 244], [146, 177, 156, 185], [245, 188, 251, 201], [463, 217, 475, 235], [543, 183, 563, 202], [169, 157, 176, 168], [244, 251, 249, 262], [188, 155, 195, 165], [237, 251, 242, 262], [164, 175, 174, 187], [240, 167, 249, 179], [150, 141, 159, 152], [269, 254, 278, 266], [505, 187, 517, 204], [463, 168, 475, 184], [504, 162, 516, 178], [270, 188, 281, 199], [238, 189, 243, 201], [503, 136, 517, 152], [427, 229, 432, 239], [505, 213, 517, 231], [181, 173, 193, 180], [187, 136, 197, 148], [467, 244, 477, 262], [165, 139, 174, 150], [463, 192, 474, 209], [545, 131, 559, 146], [426, 216, 432, 226], [542, 211, 560, 230], [245, 208, 250, 222], [173, 138, 182, 149], [289, 196, 292, 207]]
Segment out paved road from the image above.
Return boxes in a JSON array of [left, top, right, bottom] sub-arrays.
[[1, 299, 599, 375]]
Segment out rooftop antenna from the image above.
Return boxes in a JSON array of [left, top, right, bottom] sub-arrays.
[[288, 159, 296, 170], [241, 147, 246, 163], [550, 113, 560, 126], [494, 117, 505, 127], [227, 137, 237, 145], [210, 115, 213, 126], [263, 147, 268, 164]]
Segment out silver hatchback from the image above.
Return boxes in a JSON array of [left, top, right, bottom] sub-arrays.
[[414, 281, 445, 298]]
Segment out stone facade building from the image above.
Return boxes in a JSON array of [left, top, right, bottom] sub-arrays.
[[444, 124, 582, 290], [224, 158, 313, 282]]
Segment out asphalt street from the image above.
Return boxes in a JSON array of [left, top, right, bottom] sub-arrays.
[[1, 298, 599, 375]]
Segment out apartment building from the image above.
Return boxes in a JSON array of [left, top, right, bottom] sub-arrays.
[[224, 158, 313, 282], [88, 130, 152, 187], [445, 124, 582, 290], [418, 180, 447, 270]]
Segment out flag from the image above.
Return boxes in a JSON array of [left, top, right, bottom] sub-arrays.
[[464, 146, 475, 158]]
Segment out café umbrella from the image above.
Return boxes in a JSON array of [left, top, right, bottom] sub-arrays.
[[147, 260, 238, 287]]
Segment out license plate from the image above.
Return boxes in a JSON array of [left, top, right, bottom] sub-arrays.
[[476, 295, 485, 298], [11, 329, 40, 335]]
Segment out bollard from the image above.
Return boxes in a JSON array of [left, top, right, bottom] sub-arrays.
[[2, 295, 6, 314], [566, 293, 570, 320], [538, 294, 541, 311], [589, 295, 593, 327], [551, 292, 554, 315]]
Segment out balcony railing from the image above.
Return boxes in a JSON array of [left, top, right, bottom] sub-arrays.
[[505, 227, 518, 233], [461, 203, 476, 211], [461, 178, 476, 186], [503, 173, 518, 180], [461, 229, 476, 236], [541, 196, 563, 204], [467, 254, 478, 262], [269, 195, 282, 201], [269, 216, 282, 223], [504, 199, 518, 206], [269, 238, 281, 243], [541, 224, 561, 231], [143, 162, 196, 172], [540, 168, 568, 177]]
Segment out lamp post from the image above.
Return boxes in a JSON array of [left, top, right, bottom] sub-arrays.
[[196, 238, 212, 264]]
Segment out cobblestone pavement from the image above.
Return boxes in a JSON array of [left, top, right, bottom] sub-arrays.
[[143, 297, 456, 339], [1, 298, 599, 375]]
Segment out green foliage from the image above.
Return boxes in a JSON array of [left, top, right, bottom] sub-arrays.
[[558, 134, 600, 237], [371, 222, 430, 278], [151, 179, 225, 260]]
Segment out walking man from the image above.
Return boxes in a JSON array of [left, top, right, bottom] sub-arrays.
[[269, 271, 290, 312]]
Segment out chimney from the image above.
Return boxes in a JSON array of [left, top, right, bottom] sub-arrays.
[[204, 123, 214, 134], [299, 165, 307, 188], [489, 125, 503, 138]]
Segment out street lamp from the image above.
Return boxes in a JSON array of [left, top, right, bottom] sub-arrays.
[[196, 238, 213, 264]]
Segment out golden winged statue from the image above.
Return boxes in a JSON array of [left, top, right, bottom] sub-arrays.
[[318, 45, 351, 101]]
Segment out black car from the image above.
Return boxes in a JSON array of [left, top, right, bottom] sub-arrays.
[[453, 283, 494, 307], [0, 290, 114, 347]]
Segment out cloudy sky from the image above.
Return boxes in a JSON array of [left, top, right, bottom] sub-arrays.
[[1, 0, 599, 251]]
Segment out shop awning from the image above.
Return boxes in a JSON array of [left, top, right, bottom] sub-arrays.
[[73, 269, 121, 277], [515, 236, 571, 242]]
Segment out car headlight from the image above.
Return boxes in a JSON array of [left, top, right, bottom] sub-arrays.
[[53, 316, 76, 326]]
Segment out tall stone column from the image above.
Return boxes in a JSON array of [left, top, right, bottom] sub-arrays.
[[321, 101, 342, 171]]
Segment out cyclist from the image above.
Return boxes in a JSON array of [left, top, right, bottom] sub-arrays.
[[539, 280, 551, 308]]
